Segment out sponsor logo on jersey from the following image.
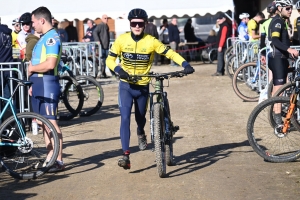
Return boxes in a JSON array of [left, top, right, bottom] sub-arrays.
[[46, 38, 56, 46]]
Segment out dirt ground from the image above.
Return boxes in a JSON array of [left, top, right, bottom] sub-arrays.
[[1, 62, 300, 200]]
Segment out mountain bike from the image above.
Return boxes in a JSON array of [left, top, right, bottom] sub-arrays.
[[246, 70, 300, 162], [128, 71, 189, 178], [0, 78, 59, 179]]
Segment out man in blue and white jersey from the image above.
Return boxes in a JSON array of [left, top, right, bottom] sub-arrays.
[[28, 6, 64, 172], [238, 13, 250, 41]]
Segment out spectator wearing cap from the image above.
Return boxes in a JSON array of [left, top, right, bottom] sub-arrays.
[[12, 18, 21, 49], [238, 13, 250, 41], [247, 12, 265, 41], [17, 12, 33, 59], [144, 18, 159, 66], [212, 13, 230, 76]]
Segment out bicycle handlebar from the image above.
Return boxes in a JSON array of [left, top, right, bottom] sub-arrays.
[[126, 71, 187, 83]]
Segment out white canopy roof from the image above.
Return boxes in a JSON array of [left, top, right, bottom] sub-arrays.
[[1, 0, 234, 25]]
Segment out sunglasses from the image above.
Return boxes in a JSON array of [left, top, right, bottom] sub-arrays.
[[22, 22, 31, 26], [130, 21, 145, 28], [285, 6, 292, 11]]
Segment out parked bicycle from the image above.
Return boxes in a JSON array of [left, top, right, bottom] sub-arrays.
[[60, 55, 104, 116], [0, 78, 59, 179]]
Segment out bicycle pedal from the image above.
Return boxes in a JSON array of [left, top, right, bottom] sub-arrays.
[[173, 126, 179, 132]]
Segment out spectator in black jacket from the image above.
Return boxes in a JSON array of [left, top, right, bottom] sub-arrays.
[[168, 18, 182, 66], [212, 13, 230, 76], [144, 18, 159, 65], [0, 23, 14, 98], [65, 21, 78, 42], [93, 14, 111, 78]]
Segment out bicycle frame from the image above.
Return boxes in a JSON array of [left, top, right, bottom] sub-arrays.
[[0, 83, 27, 147], [148, 76, 171, 143]]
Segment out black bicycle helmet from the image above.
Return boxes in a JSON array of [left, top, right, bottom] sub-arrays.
[[19, 12, 32, 23], [267, 1, 277, 13], [128, 8, 148, 21]]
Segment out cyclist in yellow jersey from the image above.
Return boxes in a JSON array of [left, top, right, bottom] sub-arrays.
[[106, 8, 194, 170], [247, 12, 265, 41], [293, 0, 300, 45]]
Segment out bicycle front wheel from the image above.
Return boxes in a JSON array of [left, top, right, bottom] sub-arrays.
[[247, 96, 300, 162], [76, 75, 104, 116], [153, 103, 166, 178], [0, 112, 59, 179]]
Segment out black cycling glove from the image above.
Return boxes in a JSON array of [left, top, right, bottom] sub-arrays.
[[183, 64, 195, 74], [116, 68, 129, 80]]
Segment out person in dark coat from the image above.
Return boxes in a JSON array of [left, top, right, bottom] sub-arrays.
[[212, 13, 230, 76], [0, 23, 14, 98], [168, 18, 182, 66], [65, 21, 78, 42], [93, 14, 111, 77], [144, 18, 159, 65]]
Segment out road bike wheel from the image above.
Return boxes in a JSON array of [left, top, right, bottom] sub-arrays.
[[232, 62, 267, 102], [247, 96, 300, 162], [225, 54, 235, 79], [0, 112, 59, 179], [58, 76, 84, 120], [153, 103, 166, 178], [76, 75, 104, 116]]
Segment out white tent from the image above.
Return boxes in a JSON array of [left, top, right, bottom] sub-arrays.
[[0, 0, 234, 25]]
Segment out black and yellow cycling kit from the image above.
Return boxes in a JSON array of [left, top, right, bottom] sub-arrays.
[[106, 32, 186, 85], [268, 14, 291, 86]]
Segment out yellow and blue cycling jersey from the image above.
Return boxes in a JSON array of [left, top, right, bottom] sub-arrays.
[[31, 28, 61, 77], [106, 32, 186, 85], [30, 28, 61, 120]]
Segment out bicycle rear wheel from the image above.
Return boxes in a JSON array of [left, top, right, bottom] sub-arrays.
[[232, 62, 267, 102], [0, 112, 59, 179], [58, 76, 84, 120], [76, 75, 104, 116], [247, 96, 300, 162], [153, 103, 166, 178]]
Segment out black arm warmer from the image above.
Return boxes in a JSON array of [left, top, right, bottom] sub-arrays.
[[260, 34, 266, 56], [272, 37, 289, 52]]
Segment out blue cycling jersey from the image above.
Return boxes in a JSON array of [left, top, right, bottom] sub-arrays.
[[238, 22, 249, 41], [31, 28, 61, 77]]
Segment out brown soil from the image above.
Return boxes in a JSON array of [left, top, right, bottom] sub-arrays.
[[1, 63, 300, 200]]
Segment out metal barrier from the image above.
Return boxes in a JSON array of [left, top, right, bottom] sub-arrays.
[[62, 42, 103, 77], [0, 63, 26, 113]]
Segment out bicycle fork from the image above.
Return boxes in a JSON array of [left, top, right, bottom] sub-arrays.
[[282, 93, 297, 133]]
